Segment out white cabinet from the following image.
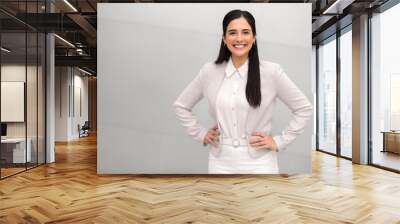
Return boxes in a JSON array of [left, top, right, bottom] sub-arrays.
[[1, 138, 32, 163]]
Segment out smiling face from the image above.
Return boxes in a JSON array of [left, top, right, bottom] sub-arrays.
[[223, 16, 256, 60]]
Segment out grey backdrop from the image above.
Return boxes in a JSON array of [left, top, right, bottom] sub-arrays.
[[98, 3, 312, 174]]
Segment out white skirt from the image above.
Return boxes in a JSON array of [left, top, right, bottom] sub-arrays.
[[208, 144, 279, 174]]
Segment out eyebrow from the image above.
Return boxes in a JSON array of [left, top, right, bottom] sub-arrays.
[[227, 28, 251, 32]]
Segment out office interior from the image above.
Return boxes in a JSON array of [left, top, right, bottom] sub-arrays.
[[0, 0, 399, 222], [0, 0, 97, 179], [0, 0, 399, 177]]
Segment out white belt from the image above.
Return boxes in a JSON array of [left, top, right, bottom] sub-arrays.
[[220, 137, 248, 147]]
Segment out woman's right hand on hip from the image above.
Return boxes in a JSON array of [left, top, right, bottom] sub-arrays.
[[203, 124, 220, 147]]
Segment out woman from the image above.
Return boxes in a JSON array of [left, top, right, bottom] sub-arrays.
[[173, 9, 312, 174]]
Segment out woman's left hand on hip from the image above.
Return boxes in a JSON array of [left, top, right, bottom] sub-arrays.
[[249, 132, 278, 151]]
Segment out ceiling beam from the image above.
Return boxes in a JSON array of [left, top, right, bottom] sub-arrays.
[[67, 13, 97, 42], [55, 55, 96, 71], [322, 0, 356, 14]]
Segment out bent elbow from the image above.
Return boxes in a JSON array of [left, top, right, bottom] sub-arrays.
[[173, 101, 192, 117], [305, 102, 313, 118], [293, 100, 313, 119]]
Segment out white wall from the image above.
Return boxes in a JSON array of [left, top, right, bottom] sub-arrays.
[[98, 3, 313, 174], [1, 65, 26, 127], [55, 66, 70, 141], [55, 67, 89, 141], [1, 65, 38, 137], [72, 73, 89, 138]]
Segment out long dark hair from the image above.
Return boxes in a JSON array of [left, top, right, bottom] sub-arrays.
[[215, 9, 261, 108]]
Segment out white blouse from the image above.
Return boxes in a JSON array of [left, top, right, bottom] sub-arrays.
[[173, 59, 313, 152], [216, 58, 250, 140]]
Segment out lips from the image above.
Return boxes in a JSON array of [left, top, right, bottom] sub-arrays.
[[233, 44, 247, 49]]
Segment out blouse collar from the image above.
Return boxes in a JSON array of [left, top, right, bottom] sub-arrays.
[[225, 57, 248, 78]]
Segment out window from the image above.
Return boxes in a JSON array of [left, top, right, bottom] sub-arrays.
[[371, 2, 400, 171], [339, 28, 352, 158], [318, 36, 337, 154]]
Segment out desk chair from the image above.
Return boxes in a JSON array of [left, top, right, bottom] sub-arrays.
[[78, 121, 90, 138]]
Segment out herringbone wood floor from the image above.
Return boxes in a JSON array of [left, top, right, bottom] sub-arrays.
[[1, 134, 400, 224]]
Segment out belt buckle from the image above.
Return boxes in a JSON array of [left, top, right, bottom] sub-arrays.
[[232, 139, 239, 147]]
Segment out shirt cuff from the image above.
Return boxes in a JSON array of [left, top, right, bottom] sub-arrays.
[[273, 135, 285, 152], [197, 127, 208, 146]]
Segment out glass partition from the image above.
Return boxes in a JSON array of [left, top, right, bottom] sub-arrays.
[[0, 1, 46, 179], [27, 30, 38, 169], [0, 31, 28, 177], [339, 27, 352, 158], [38, 32, 45, 165], [371, 3, 400, 171], [317, 36, 337, 155]]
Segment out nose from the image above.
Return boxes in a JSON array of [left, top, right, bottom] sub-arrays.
[[237, 33, 243, 41]]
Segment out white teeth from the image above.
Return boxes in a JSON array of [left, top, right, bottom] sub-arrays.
[[233, 44, 245, 49]]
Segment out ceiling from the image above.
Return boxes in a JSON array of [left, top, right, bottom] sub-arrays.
[[0, 0, 392, 75]]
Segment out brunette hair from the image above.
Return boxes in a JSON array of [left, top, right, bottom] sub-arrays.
[[215, 9, 261, 108]]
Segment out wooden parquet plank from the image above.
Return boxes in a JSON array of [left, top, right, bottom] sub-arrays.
[[1, 134, 400, 223]]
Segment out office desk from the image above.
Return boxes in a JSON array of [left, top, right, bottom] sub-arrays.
[[381, 131, 400, 154], [1, 138, 31, 163]]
